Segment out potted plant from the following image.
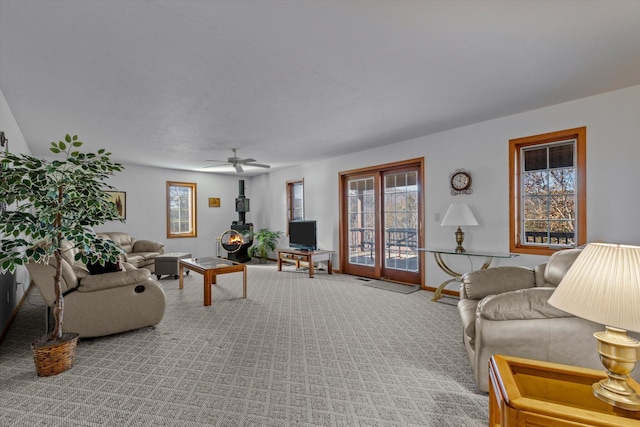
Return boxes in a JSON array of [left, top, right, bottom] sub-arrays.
[[248, 228, 283, 263], [0, 134, 124, 376]]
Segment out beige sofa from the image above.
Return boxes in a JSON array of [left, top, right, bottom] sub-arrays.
[[27, 240, 166, 338], [98, 232, 164, 273], [458, 248, 640, 392]]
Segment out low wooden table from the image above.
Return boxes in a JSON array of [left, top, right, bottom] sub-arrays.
[[179, 257, 246, 306], [489, 354, 640, 426], [276, 248, 334, 278]]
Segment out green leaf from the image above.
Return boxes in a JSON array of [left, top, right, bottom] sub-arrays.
[[65, 134, 72, 143], [50, 147, 61, 154]]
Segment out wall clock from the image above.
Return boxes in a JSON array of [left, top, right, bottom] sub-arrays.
[[450, 169, 473, 195]]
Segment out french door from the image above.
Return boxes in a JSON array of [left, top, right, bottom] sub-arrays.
[[339, 159, 424, 285]]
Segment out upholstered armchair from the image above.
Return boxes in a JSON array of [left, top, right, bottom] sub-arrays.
[[27, 240, 165, 338], [457, 248, 640, 392]]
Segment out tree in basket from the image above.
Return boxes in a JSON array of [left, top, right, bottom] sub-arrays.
[[0, 134, 124, 376], [248, 228, 283, 263]]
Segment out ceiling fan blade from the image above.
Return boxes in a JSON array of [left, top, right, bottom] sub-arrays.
[[204, 150, 269, 171], [202, 163, 230, 169], [245, 162, 271, 168]]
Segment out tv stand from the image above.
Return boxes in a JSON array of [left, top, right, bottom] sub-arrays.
[[276, 248, 334, 278]]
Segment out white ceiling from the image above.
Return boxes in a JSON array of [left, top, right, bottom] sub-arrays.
[[1, 0, 640, 176]]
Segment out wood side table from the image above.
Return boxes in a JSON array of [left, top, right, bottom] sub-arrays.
[[276, 248, 333, 278], [489, 354, 640, 426]]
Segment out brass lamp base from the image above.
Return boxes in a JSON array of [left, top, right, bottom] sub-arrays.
[[592, 326, 640, 411], [454, 226, 465, 253]]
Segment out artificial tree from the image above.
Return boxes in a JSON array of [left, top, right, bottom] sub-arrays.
[[0, 134, 124, 372]]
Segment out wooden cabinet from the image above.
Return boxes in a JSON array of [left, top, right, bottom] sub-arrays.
[[489, 354, 640, 426]]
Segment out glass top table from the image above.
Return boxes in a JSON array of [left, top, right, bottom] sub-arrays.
[[178, 257, 247, 306], [417, 248, 518, 301]]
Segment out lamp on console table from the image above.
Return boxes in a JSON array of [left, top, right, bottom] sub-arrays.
[[549, 242, 640, 411], [440, 203, 478, 253]]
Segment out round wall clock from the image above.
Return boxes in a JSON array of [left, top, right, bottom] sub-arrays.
[[449, 169, 473, 195]]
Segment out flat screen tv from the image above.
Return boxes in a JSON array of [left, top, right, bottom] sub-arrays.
[[289, 220, 317, 251]]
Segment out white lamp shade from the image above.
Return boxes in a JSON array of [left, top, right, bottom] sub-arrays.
[[549, 243, 640, 333], [440, 203, 479, 227]]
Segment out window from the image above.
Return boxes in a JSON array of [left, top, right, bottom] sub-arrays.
[[287, 179, 304, 224], [166, 181, 197, 238], [509, 127, 586, 255]]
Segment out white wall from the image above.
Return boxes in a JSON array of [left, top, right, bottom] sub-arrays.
[[98, 164, 253, 259], [7, 84, 640, 291], [0, 88, 31, 318], [250, 84, 640, 288], [0, 88, 30, 156]]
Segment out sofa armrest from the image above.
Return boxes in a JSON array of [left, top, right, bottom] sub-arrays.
[[133, 240, 164, 254], [478, 287, 572, 321], [462, 266, 536, 300], [78, 269, 152, 292]]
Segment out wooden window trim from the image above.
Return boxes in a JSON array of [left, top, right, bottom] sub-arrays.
[[509, 127, 586, 256], [286, 178, 304, 234], [166, 181, 197, 238]]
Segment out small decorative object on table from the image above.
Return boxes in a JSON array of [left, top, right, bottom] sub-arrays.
[[440, 203, 478, 253]]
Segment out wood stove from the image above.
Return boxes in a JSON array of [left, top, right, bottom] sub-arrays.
[[223, 180, 253, 263]]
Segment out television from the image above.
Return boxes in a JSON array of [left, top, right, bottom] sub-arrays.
[[289, 220, 317, 251]]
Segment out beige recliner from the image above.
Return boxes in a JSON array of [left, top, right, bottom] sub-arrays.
[[26, 240, 166, 338], [458, 248, 640, 392], [97, 232, 164, 273]]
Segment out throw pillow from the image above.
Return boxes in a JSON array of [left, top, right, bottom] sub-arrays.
[[87, 259, 122, 275]]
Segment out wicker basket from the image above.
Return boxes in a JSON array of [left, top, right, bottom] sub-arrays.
[[31, 332, 80, 377]]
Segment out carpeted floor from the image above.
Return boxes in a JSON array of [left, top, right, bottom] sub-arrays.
[[0, 262, 487, 426]]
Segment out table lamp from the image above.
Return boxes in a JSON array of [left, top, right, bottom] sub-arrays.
[[440, 203, 478, 253], [549, 242, 640, 411]]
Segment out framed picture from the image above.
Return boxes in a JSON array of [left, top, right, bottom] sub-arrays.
[[208, 197, 221, 208], [105, 191, 126, 220]]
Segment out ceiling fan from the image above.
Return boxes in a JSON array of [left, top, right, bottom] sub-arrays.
[[204, 148, 271, 173]]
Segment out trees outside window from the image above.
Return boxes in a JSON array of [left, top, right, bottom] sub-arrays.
[[166, 181, 197, 238], [509, 127, 586, 255]]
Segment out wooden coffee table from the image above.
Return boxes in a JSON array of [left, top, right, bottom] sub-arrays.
[[178, 257, 246, 306]]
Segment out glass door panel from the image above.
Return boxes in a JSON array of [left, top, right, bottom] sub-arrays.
[[347, 176, 376, 269], [382, 170, 420, 283]]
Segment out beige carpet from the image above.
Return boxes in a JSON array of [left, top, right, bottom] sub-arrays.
[[0, 263, 487, 426]]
